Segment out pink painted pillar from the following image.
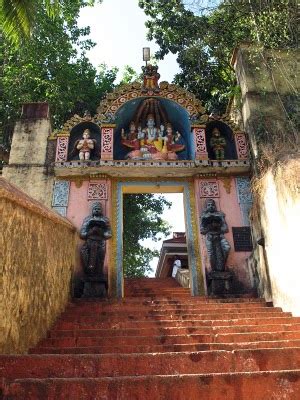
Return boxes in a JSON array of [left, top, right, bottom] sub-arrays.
[[101, 124, 115, 160], [55, 136, 69, 162], [192, 125, 208, 159], [234, 132, 249, 159]]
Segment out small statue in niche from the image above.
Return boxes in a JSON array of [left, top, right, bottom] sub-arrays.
[[80, 202, 112, 278], [142, 64, 160, 92], [75, 129, 96, 160], [200, 198, 231, 272], [209, 127, 226, 160]]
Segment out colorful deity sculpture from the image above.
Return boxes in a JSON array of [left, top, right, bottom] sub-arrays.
[[75, 129, 96, 160], [121, 114, 185, 160], [210, 127, 226, 160], [142, 64, 160, 92]]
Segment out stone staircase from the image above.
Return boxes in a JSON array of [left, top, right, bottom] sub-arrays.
[[1, 278, 300, 399]]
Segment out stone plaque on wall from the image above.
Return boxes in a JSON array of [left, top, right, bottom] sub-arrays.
[[232, 227, 253, 252]]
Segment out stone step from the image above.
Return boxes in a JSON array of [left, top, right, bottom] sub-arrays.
[[56, 310, 290, 323], [3, 370, 300, 400], [34, 330, 300, 349], [29, 339, 300, 354], [53, 315, 295, 331], [62, 302, 270, 315], [59, 306, 272, 319], [48, 323, 300, 338], [71, 297, 265, 305], [2, 348, 300, 379]]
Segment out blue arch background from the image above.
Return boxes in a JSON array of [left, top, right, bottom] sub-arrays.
[[113, 97, 194, 160]]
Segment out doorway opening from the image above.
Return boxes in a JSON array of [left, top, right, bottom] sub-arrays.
[[111, 180, 204, 298], [123, 193, 186, 279]]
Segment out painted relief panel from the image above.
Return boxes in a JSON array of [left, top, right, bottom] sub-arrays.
[[236, 177, 253, 225], [87, 182, 108, 201], [52, 180, 70, 217], [199, 180, 219, 198], [235, 133, 249, 159], [55, 137, 69, 162]]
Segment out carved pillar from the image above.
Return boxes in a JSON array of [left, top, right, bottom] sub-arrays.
[[55, 136, 69, 162], [101, 124, 115, 160], [234, 132, 249, 159], [236, 177, 253, 225], [192, 125, 208, 160], [52, 180, 70, 217]]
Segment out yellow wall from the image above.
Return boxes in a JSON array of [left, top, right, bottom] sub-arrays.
[[0, 178, 77, 353]]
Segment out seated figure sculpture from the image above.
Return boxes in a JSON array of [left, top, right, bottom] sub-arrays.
[[80, 202, 112, 278], [142, 64, 160, 92], [121, 114, 185, 160], [75, 129, 96, 161], [200, 198, 231, 272]]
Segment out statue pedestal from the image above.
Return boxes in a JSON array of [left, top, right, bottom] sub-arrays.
[[207, 271, 233, 296], [81, 276, 108, 298]]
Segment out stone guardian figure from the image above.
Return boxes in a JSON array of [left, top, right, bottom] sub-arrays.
[[80, 202, 112, 297], [200, 198, 231, 272]]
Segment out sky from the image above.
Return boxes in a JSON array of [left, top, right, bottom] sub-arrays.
[[78, 0, 180, 82], [79, 0, 185, 276]]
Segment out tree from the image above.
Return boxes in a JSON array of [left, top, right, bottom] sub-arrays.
[[0, 0, 102, 45], [123, 194, 171, 277], [0, 2, 117, 150], [139, 0, 298, 112], [119, 65, 141, 85]]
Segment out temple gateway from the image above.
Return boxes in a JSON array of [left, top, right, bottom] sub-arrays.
[[3, 60, 253, 299], [2, 45, 300, 396]]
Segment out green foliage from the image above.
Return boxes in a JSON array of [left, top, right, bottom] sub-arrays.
[[123, 194, 171, 278], [0, 2, 117, 148], [119, 65, 141, 85], [0, 0, 102, 45], [139, 0, 298, 112]]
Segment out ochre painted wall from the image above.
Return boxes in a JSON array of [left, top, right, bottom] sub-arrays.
[[0, 178, 77, 354]]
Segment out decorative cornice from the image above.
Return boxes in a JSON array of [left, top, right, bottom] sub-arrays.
[[96, 81, 206, 119], [49, 115, 102, 138]]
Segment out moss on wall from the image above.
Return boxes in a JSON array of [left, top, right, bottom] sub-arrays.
[[0, 178, 77, 354], [233, 45, 300, 314]]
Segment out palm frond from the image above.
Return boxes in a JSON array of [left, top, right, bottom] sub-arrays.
[[0, 0, 36, 44]]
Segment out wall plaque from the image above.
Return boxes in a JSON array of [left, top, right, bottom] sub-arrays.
[[232, 227, 253, 252]]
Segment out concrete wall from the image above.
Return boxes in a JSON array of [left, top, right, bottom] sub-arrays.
[[0, 178, 77, 354], [3, 115, 54, 208], [233, 45, 300, 314]]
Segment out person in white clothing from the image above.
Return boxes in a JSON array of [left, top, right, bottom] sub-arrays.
[[172, 257, 182, 278]]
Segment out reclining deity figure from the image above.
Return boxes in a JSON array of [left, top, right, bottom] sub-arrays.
[[75, 129, 96, 160], [80, 202, 112, 277], [200, 198, 231, 272]]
